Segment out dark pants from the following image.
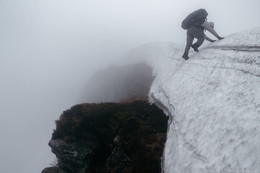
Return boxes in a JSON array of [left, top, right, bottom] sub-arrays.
[[183, 26, 205, 56]]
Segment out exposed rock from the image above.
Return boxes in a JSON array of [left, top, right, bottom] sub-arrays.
[[105, 149, 131, 173], [48, 139, 94, 172], [105, 136, 131, 173], [41, 167, 64, 173], [45, 101, 167, 173]]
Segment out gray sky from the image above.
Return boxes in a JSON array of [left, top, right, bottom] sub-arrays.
[[0, 0, 260, 173]]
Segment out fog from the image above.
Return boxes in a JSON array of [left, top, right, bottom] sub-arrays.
[[0, 0, 259, 172]]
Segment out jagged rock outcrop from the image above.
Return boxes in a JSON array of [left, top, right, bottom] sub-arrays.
[[41, 167, 64, 173], [45, 101, 168, 173], [48, 139, 94, 172]]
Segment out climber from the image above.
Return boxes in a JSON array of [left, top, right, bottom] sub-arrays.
[[181, 9, 224, 60]]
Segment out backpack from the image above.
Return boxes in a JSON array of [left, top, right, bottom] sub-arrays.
[[181, 9, 208, 30]]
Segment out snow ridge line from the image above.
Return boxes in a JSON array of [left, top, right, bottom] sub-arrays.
[[186, 61, 260, 78], [207, 46, 260, 52], [149, 91, 209, 168]]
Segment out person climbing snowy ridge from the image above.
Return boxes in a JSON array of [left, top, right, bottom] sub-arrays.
[[143, 27, 260, 173], [182, 9, 224, 60]]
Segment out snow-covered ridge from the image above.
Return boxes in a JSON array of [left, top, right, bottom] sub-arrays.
[[136, 27, 260, 172]]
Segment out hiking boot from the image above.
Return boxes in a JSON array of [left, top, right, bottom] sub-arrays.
[[191, 45, 199, 52], [182, 54, 189, 60]]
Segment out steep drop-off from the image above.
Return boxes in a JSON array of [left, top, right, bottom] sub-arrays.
[[43, 101, 167, 173], [43, 27, 260, 173], [42, 63, 168, 173]]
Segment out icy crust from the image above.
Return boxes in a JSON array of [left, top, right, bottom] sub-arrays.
[[209, 27, 260, 47], [140, 28, 260, 173]]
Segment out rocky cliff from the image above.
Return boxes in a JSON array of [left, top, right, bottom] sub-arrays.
[[42, 63, 167, 173], [42, 101, 167, 173], [43, 27, 260, 173]]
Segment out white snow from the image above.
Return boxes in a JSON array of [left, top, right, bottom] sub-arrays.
[[134, 27, 260, 173]]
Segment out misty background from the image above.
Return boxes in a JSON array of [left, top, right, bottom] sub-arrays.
[[0, 0, 259, 172]]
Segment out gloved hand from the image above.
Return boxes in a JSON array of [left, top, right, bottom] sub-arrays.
[[217, 36, 224, 40], [210, 39, 217, 43]]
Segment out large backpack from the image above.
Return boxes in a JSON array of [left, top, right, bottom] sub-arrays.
[[181, 9, 208, 30]]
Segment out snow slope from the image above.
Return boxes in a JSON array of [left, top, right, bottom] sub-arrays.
[[137, 27, 260, 173]]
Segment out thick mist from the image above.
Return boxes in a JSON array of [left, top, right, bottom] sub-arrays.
[[0, 0, 260, 173]]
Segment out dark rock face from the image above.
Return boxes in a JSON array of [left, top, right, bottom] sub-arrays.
[[47, 101, 167, 173], [105, 138, 131, 173], [41, 167, 64, 173], [48, 139, 94, 172]]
